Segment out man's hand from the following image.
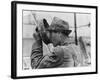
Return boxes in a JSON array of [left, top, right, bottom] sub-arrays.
[[37, 46, 64, 68], [53, 46, 64, 58]]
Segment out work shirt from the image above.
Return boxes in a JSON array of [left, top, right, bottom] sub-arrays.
[[30, 34, 84, 69]]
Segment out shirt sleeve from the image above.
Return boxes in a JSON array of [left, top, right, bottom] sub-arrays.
[[37, 46, 64, 68], [30, 32, 43, 69]]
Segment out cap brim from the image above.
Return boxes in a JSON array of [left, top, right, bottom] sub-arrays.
[[64, 30, 72, 35]]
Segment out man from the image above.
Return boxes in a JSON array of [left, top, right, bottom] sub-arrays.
[[30, 17, 83, 69]]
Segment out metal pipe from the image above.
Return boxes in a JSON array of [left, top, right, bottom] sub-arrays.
[[74, 13, 78, 45]]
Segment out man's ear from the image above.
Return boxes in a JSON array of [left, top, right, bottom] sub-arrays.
[[43, 18, 49, 29]]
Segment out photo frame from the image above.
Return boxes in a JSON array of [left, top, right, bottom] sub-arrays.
[[11, 1, 98, 79]]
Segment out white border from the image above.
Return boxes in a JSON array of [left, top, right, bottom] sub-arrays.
[[17, 3, 96, 77]]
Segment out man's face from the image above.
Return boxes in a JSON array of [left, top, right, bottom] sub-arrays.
[[50, 32, 62, 47]]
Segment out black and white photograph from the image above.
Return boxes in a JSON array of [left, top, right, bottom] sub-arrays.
[[22, 10, 91, 70], [11, 1, 97, 79]]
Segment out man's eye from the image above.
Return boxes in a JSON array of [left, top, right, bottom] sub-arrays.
[[54, 30, 58, 33], [54, 31, 57, 33]]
